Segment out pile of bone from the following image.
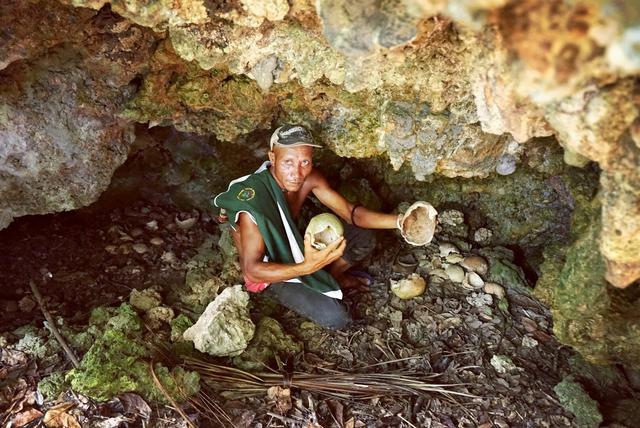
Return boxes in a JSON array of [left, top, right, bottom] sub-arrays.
[[420, 209, 505, 300]]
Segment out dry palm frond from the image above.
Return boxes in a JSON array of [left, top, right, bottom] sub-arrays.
[[183, 356, 475, 401]]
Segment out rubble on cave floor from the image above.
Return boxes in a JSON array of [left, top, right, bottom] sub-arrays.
[[0, 201, 635, 427]]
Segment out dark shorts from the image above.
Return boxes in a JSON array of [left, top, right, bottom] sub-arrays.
[[265, 224, 376, 330]]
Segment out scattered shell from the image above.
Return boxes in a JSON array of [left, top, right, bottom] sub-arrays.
[[132, 243, 149, 254], [445, 253, 464, 264], [118, 232, 134, 242], [146, 220, 158, 231], [439, 242, 459, 257], [466, 272, 485, 288], [445, 265, 465, 283], [149, 237, 164, 246], [105, 245, 117, 255], [130, 227, 144, 238], [390, 274, 427, 299], [161, 251, 177, 263], [460, 256, 489, 275], [175, 212, 199, 230], [483, 282, 505, 299]]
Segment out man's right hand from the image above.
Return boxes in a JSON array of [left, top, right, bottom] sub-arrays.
[[302, 234, 346, 273]]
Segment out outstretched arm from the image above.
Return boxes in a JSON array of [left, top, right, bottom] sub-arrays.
[[309, 171, 400, 230], [236, 212, 346, 283]]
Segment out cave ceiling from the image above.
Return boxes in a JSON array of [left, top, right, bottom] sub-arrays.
[[0, 0, 639, 287]]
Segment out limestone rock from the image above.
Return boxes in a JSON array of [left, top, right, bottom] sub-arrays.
[[490, 354, 517, 374], [317, 0, 422, 56], [0, 4, 155, 230], [183, 285, 255, 357], [535, 198, 640, 368]]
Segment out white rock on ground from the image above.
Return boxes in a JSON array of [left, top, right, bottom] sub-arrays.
[[183, 284, 255, 357]]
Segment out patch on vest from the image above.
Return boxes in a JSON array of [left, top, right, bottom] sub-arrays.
[[237, 187, 256, 201]]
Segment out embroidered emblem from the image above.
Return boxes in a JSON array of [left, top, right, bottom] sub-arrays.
[[237, 187, 256, 201]]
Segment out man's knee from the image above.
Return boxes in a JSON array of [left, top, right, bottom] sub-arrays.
[[317, 302, 352, 330]]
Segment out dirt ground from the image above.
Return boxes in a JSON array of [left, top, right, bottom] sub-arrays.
[[0, 200, 615, 427]]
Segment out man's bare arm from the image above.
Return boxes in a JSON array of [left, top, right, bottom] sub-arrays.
[[237, 212, 346, 283], [309, 171, 400, 229]]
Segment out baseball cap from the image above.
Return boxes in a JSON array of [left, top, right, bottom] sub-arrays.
[[269, 124, 322, 150]]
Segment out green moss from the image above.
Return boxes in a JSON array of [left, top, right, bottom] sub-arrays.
[[536, 196, 640, 367], [38, 372, 68, 401], [233, 317, 301, 371], [170, 314, 194, 342], [554, 377, 602, 428], [487, 258, 529, 293], [66, 304, 199, 403]]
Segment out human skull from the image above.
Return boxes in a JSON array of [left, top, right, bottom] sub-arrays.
[[390, 274, 427, 299], [400, 201, 438, 246], [305, 213, 344, 250]]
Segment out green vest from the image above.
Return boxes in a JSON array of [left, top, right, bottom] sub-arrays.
[[214, 162, 342, 299]]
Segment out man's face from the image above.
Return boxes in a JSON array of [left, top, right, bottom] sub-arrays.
[[268, 145, 314, 192]]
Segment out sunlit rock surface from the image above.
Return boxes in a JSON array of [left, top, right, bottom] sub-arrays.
[[0, 0, 639, 364]]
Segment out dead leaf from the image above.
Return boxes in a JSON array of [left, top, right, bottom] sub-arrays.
[[119, 392, 151, 419], [10, 408, 43, 427], [345, 417, 355, 428], [43, 402, 81, 428], [267, 386, 292, 414], [327, 400, 343, 427]]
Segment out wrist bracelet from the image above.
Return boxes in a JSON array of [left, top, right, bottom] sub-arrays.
[[351, 204, 362, 227]]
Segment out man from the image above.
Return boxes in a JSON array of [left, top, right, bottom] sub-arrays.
[[214, 124, 404, 330]]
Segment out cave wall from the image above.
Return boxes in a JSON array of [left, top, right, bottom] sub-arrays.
[[0, 0, 639, 365]]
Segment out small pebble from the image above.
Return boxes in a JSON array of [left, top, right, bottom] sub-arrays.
[[132, 243, 149, 254], [149, 237, 164, 246], [161, 251, 177, 263]]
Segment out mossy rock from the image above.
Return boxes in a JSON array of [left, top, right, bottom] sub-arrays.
[[554, 376, 602, 428], [38, 372, 68, 401], [536, 197, 640, 367], [67, 304, 200, 403], [170, 314, 194, 342], [233, 317, 301, 371]]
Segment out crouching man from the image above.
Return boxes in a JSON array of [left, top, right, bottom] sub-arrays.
[[214, 124, 407, 330]]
